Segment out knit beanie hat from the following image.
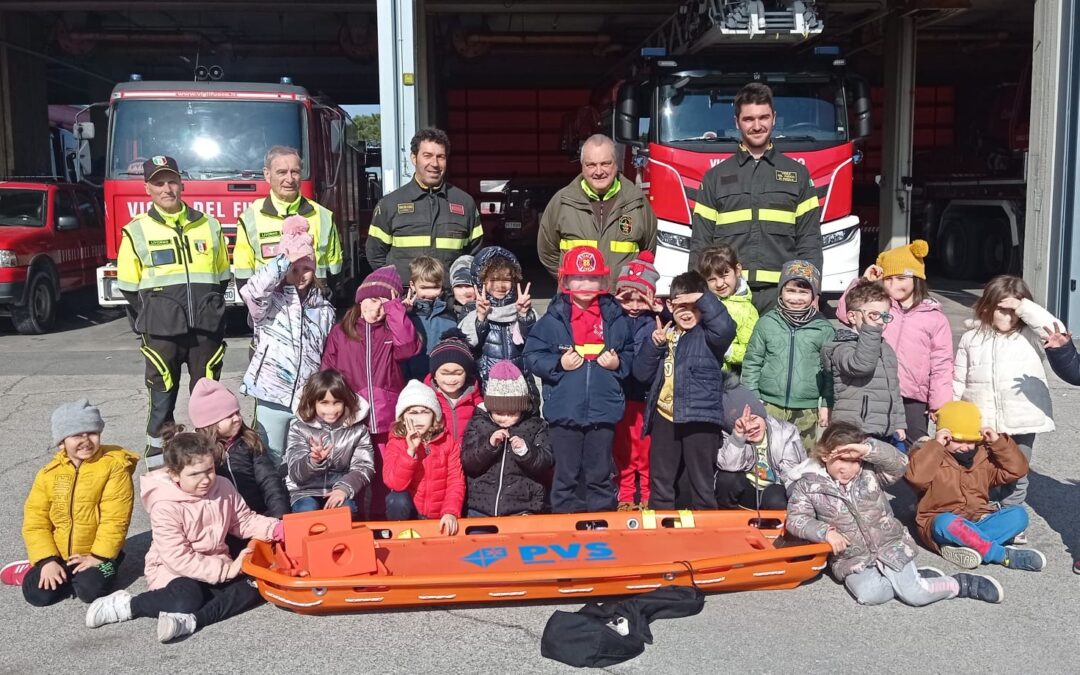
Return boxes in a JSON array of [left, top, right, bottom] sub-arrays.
[[395, 379, 443, 422], [778, 259, 822, 299], [936, 400, 982, 442], [52, 399, 105, 445], [721, 385, 768, 434], [276, 215, 315, 268], [355, 265, 404, 303], [484, 360, 531, 414], [877, 239, 929, 280], [449, 254, 475, 287], [615, 250, 659, 297], [188, 378, 241, 429], [429, 328, 476, 378]]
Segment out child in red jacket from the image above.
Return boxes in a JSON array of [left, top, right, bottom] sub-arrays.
[[424, 328, 484, 443], [383, 380, 465, 534]]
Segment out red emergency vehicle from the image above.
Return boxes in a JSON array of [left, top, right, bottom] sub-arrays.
[[89, 79, 371, 307]]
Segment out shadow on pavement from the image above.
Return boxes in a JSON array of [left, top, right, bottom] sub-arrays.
[[1027, 470, 1080, 560]]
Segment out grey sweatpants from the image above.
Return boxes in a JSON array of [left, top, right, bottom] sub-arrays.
[[844, 561, 958, 607], [995, 433, 1036, 507]]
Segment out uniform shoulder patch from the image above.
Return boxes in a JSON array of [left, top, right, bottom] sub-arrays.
[[720, 174, 740, 185], [397, 203, 415, 214], [775, 170, 798, 183], [449, 203, 465, 216]]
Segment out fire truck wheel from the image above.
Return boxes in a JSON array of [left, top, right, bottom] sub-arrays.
[[12, 272, 57, 335]]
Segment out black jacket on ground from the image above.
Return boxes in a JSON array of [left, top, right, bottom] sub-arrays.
[[216, 436, 290, 518], [460, 408, 553, 516]]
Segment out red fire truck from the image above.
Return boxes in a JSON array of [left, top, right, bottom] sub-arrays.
[[83, 79, 371, 308]]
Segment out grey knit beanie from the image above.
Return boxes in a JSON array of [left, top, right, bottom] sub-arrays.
[[721, 385, 767, 434], [52, 399, 105, 445]]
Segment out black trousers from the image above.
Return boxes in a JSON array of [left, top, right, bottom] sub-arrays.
[[22, 554, 123, 606], [141, 331, 226, 448], [714, 471, 788, 510], [131, 576, 262, 628], [903, 397, 930, 442], [748, 283, 780, 315], [549, 424, 617, 514], [649, 416, 719, 510]]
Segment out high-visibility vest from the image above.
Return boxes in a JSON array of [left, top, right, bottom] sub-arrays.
[[233, 196, 341, 279], [117, 208, 231, 291]]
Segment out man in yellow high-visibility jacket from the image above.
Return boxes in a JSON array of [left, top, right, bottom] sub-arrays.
[[116, 156, 231, 468]]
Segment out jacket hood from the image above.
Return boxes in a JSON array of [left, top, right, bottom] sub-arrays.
[[472, 246, 522, 285], [787, 457, 830, 483], [731, 277, 752, 300], [413, 296, 449, 317], [310, 395, 371, 427]]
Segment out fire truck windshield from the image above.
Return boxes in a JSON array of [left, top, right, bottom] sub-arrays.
[[107, 99, 309, 180], [659, 78, 848, 145]]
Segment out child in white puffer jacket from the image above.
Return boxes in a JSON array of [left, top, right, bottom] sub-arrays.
[[953, 274, 1057, 525]]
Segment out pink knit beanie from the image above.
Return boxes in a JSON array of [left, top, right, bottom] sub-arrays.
[[188, 378, 240, 429]]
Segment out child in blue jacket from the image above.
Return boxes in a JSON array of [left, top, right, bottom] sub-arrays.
[[403, 256, 460, 381], [633, 271, 735, 510], [523, 246, 636, 513]]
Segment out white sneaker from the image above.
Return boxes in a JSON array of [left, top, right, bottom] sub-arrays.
[[1012, 530, 1029, 545], [157, 612, 197, 643], [940, 546, 983, 570], [85, 590, 132, 628]]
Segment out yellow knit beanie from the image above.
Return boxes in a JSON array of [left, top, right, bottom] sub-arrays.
[[936, 401, 982, 442], [876, 239, 929, 279]]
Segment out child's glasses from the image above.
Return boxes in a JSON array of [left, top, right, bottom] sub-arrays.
[[859, 309, 893, 324]]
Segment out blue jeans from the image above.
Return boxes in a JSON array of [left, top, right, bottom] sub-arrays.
[[291, 496, 359, 517], [385, 491, 420, 520], [254, 399, 293, 467], [931, 507, 1028, 564]]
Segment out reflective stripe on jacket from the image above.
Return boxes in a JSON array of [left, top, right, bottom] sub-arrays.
[[689, 144, 822, 284], [233, 196, 342, 279]]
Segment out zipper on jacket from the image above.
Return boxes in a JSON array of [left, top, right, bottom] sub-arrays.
[[66, 463, 81, 558], [289, 297, 309, 409], [494, 438, 508, 516], [177, 226, 195, 328], [365, 321, 377, 434], [861, 394, 868, 421], [585, 360, 592, 419], [784, 325, 796, 408]]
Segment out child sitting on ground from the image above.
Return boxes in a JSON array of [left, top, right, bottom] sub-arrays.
[[383, 380, 465, 534], [633, 271, 735, 510], [714, 385, 805, 510], [742, 260, 835, 451], [905, 400, 1045, 572], [461, 361, 554, 516], [86, 430, 282, 643], [403, 256, 460, 381], [3, 401, 137, 606], [189, 379, 289, 518], [612, 251, 662, 510], [786, 421, 1003, 605], [524, 246, 636, 514], [449, 254, 476, 321], [822, 279, 906, 449], [697, 244, 759, 375], [284, 369, 375, 519], [426, 329, 485, 443], [459, 246, 538, 395]]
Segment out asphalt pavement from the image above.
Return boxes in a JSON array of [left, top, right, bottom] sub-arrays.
[[1, 281, 1080, 674]]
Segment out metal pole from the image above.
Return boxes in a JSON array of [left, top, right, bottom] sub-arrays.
[[877, 13, 916, 252], [376, 0, 418, 193]]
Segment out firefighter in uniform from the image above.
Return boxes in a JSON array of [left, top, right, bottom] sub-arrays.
[[538, 134, 657, 290], [116, 156, 232, 467], [365, 128, 483, 286], [232, 145, 343, 282], [689, 82, 822, 313]]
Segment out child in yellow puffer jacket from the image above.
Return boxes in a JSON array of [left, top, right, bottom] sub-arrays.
[[3, 400, 138, 607], [697, 245, 759, 375]]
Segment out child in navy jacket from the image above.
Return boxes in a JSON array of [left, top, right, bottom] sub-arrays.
[[523, 246, 636, 513], [633, 271, 735, 510]]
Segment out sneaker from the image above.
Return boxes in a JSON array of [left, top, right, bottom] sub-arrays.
[[0, 560, 31, 586], [157, 612, 197, 643], [617, 502, 635, 512], [917, 566, 946, 579], [1073, 559, 1080, 575], [1011, 530, 1029, 545], [85, 590, 133, 628], [1002, 546, 1046, 572], [954, 573, 1004, 603], [940, 546, 982, 569]]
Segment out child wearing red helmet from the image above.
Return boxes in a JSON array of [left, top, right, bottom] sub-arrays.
[[523, 246, 637, 513]]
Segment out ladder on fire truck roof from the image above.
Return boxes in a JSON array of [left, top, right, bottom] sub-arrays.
[[642, 0, 823, 53]]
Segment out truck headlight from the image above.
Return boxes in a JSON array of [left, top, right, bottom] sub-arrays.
[[0, 250, 18, 268], [823, 225, 859, 249], [657, 230, 691, 251]]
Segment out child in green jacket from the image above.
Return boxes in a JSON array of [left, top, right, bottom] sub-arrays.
[[742, 260, 835, 451], [697, 244, 758, 376]]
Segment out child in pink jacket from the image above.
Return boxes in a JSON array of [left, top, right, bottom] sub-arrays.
[[85, 430, 282, 643], [837, 240, 953, 440]]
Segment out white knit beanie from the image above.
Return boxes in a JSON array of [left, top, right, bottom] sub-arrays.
[[395, 379, 443, 422]]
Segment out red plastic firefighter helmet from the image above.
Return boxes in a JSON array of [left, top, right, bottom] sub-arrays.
[[559, 245, 610, 279]]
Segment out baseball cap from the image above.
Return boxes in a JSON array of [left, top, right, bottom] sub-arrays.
[[143, 155, 181, 182]]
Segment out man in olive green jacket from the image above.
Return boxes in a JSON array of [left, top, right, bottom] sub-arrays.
[[538, 134, 657, 288]]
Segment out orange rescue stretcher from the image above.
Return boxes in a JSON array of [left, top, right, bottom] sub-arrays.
[[243, 508, 830, 614]]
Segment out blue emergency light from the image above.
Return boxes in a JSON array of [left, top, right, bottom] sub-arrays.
[[641, 47, 667, 57]]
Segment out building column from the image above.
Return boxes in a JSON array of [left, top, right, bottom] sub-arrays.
[[0, 14, 50, 177], [877, 13, 917, 252], [377, 0, 419, 193], [1025, 0, 1078, 322]]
